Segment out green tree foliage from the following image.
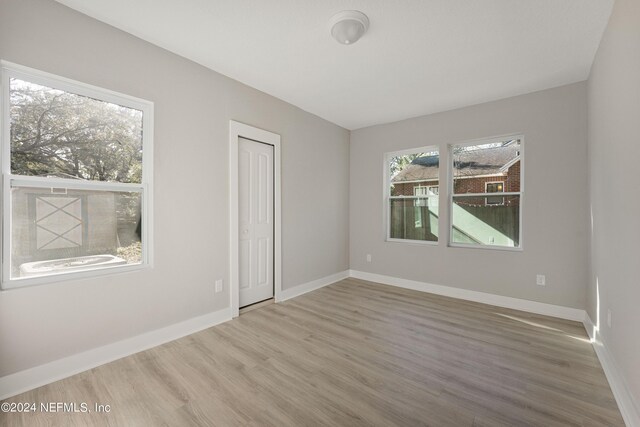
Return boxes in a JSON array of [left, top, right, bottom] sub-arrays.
[[10, 78, 143, 183], [389, 153, 424, 178]]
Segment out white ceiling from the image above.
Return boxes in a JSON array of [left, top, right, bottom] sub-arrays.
[[55, 0, 613, 130]]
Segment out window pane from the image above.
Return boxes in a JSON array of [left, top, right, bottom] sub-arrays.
[[451, 195, 520, 247], [10, 78, 143, 183], [390, 198, 438, 242], [389, 151, 439, 196], [486, 182, 503, 192], [11, 186, 142, 279], [485, 182, 504, 205], [452, 139, 521, 194]]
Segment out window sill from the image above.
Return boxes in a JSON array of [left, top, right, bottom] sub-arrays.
[[1, 262, 151, 291], [386, 238, 439, 246], [448, 243, 523, 252]]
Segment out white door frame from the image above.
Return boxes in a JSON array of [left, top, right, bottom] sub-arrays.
[[229, 120, 281, 318]]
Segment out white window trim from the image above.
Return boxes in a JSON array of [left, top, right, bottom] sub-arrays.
[[485, 181, 505, 205], [384, 146, 439, 246], [448, 135, 524, 251], [1, 61, 154, 289]]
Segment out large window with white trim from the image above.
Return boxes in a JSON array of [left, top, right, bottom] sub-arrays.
[[1, 62, 153, 289], [450, 137, 522, 249], [385, 147, 439, 243]]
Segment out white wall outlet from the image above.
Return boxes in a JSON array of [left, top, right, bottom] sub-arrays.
[[215, 279, 223, 293], [536, 274, 546, 286], [607, 309, 612, 328], [366, 254, 372, 263]]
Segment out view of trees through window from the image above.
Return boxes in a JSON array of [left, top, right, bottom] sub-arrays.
[[10, 78, 143, 182], [5, 74, 148, 284]]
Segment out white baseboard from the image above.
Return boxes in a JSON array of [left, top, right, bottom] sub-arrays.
[[583, 314, 640, 427], [0, 307, 232, 401], [350, 270, 639, 426], [348, 270, 586, 322], [5, 269, 636, 427], [277, 270, 350, 302], [0, 270, 351, 400]]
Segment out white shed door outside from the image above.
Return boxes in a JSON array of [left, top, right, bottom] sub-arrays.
[[238, 137, 274, 307]]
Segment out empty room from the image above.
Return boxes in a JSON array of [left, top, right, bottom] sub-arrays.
[[0, 0, 638, 425]]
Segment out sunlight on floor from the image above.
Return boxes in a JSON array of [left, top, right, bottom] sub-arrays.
[[566, 334, 592, 344], [494, 312, 564, 332], [494, 312, 593, 345]]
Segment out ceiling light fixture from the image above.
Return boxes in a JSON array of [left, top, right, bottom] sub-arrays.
[[330, 10, 369, 45]]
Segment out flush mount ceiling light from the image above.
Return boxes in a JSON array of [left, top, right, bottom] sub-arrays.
[[330, 10, 369, 45]]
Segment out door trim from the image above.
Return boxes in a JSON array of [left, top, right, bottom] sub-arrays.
[[229, 120, 281, 318]]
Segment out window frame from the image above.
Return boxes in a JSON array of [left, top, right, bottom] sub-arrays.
[[1, 61, 154, 289], [448, 135, 524, 251], [384, 146, 439, 246], [413, 185, 428, 197]]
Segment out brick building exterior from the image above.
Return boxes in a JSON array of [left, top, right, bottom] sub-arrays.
[[391, 143, 521, 207]]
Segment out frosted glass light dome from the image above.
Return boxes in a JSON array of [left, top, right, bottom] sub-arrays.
[[330, 10, 369, 45]]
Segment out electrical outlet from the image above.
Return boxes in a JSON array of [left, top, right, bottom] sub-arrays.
[[215, 279, 223, 293], [366, 254, 372, 263], [607, 309, 612, 328], [536, 274, 546, 286]]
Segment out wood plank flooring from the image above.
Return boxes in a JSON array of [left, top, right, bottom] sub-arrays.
[[0, 278, 624, 426]]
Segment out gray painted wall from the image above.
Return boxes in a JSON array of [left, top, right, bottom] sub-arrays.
[[350, 82, 588, 309], [0, 0, 349, 376], [587, 0, 640, 407], [4, 1, 634, 406]]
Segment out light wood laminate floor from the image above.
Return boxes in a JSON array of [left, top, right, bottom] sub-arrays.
[[1, 278, 624, 426]]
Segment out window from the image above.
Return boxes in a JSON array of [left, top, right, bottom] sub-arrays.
[[1, 62, 153, 289], [414, 186, 428, 197], [450, 137, 522, 249], [385, 147, 439, 243], [485, 181, 504, 205], [413, 186, 428, 208], [413, 185, 438, 198]]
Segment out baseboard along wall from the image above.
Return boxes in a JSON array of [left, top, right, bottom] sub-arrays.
[[349, 270, 586, 321], [2, 268, 637, 427], [0, 307, 232, 401], [277, 270, 350, 302], [583, 314, 640, 427]]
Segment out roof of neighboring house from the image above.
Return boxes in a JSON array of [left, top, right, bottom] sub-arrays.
[[392, 143, 520, 182]]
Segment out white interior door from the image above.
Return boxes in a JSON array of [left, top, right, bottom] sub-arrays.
[[238, 137, 274, 307]]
